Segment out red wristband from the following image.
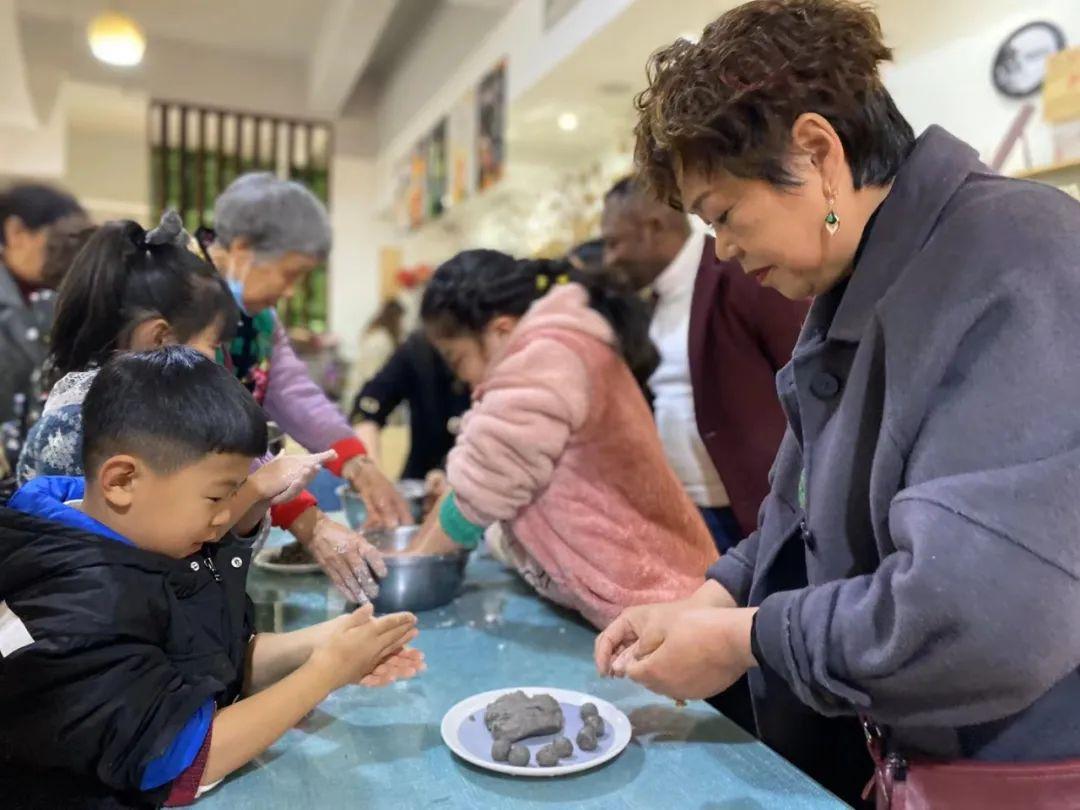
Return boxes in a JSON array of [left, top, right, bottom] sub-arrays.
[[270, 490, 317, 528], [325, 436, 367, 477]]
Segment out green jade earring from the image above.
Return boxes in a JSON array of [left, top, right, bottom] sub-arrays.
[[825, 196, 840, 236]]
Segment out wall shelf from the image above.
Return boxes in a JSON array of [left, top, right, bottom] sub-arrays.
[[1012, 157, 1080, 181]]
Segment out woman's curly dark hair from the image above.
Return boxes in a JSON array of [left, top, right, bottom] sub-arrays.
[[635, 0, 915, 208]]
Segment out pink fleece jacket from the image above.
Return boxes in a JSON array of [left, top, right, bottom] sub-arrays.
[[447, 283, 718, 628]]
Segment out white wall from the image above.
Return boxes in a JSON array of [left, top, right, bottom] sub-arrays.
[[328, 154, 389, 356], [64, 127, 150, 222], [374, 0, 636, 208], [375, 2, 507, 150], [885, 1, 1080, 172]]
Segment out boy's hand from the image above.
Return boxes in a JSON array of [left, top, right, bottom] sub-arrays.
[[359, 647, 426, 687], [310, 605, 418, 690], [253, 450, 337, 505]]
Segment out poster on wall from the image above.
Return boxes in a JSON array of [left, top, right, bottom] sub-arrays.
[[408, 139, 427, 231], [427, 118, 448, 220], [448, 88, 477, 205], [392, 153, 412, 231], [477, 59, 507, 192]]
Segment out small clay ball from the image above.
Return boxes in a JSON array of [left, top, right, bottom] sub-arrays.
[[507, 744, 530, 767], [491, 738, 512, 762], [580, 702, 599, 719], [585, 714, 605, 736], [536, 744, 560, 767], [577, 726, 598, 752], [552, 736, 573, 758]]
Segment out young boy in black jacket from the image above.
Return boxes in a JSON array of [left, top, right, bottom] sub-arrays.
[[0, 347, 421, 808]]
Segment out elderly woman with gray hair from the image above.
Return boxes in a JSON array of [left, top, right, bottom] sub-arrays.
[[205, 172, 413, 602]]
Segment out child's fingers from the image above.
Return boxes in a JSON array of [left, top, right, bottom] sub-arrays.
[[378, 627, 419, 657], [360, 672, 397, 687], [345, 603, 375, 625], [373, 612, 416, 635], [309, 450, 338, 466]]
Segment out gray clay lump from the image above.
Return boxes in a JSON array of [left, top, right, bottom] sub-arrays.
[[484, 690, 564, 742], [580, 702, 599, 719], [507, 744, 530, 767], [585, 714, 605, 737], [577, 726, 598, 751], [536, 744, 560, 767], [491, 738, 512, 762], [552, 736, 573, 758]]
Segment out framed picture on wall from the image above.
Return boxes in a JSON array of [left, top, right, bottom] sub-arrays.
[[477, 59, 507, 191], [992, 21, 1067, 98]]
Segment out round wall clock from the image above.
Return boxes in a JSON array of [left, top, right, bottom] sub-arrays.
[[992, 21, 1067, 98]]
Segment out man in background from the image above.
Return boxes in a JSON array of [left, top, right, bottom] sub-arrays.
[[602, 176, 807, 550]]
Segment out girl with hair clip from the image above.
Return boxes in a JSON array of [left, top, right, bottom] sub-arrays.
[[410, 250, 718, 629], [17, 211, 334, 543]]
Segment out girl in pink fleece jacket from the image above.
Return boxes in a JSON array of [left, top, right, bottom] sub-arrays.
[[412, 251, 718, 628]]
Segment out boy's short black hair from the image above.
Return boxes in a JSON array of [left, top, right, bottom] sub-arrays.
[[82, 346, 268, 477]]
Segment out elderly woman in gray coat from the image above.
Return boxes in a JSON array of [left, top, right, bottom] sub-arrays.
[[204, 173, 412, 603], [595, 1, 1080, 807]]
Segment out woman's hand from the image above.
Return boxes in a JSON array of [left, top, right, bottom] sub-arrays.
[[619, 607, 759, 701], [291, 508, 388, 603], [342, 456, 414, 529], [253, 450, 337, 505], [595, 580, 738, 677]]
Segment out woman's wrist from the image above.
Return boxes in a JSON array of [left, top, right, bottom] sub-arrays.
[[289, 506, 321, 545], [727, 608, 760, 671], [341, 454, 373, 482], [693, 579, 739, 609]]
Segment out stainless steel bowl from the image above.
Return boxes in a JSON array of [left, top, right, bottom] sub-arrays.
[[337, 481, 426, 529], [365, 526, 469, 613]]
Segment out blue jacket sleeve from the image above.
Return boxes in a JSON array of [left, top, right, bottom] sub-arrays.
[[140, 700, 214, 790]]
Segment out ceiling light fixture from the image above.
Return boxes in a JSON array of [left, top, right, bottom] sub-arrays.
[[87, 11, 146, 67], [678, 30, 700, 44], [557, 112, 579, 132]]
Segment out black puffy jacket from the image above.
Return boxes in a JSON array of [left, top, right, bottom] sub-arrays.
[[0, 502, 253, 809]]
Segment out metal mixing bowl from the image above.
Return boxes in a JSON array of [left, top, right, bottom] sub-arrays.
[[364, 526, 469, 613], [337, 481, 426, 528]]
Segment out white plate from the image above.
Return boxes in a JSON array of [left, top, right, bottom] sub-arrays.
[[252, 548, 322, 575], [441, 686, 632, 778]]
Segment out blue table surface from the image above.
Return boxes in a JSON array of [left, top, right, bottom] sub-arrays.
[[201, 526, 848, 810]]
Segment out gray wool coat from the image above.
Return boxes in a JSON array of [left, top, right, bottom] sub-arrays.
[[709, 126, 1080, 768], [0, 263, 52, 424]]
